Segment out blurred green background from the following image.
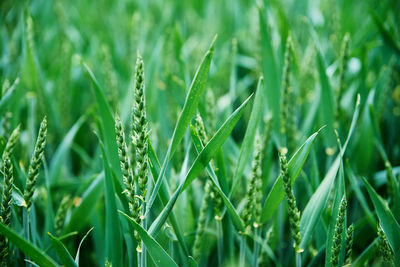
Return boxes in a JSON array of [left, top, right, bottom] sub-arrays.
[[0, 0, 400, 266]]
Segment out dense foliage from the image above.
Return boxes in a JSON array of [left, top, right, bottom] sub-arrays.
[[0, 0, 399, 266]]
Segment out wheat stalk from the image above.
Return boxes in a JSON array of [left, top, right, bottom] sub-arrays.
[[24, 117, 47, 211]]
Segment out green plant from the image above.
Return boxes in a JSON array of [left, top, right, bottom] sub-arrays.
[[0, 1, 399, 266]]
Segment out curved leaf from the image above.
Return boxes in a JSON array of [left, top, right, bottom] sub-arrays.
[[48, 233, 77, 267], [0, 222, 58, 267], [148, 94, 252, 236], [49, 112, 89, 184], [361, 177, 400, 266], [261, 127, 322, 223], [300, 95, 360, 249], [231, 77, 264, 196], [147, 36, 217, 215]]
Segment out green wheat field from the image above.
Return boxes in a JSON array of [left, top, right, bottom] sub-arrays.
[[0, 0, 399, 266]]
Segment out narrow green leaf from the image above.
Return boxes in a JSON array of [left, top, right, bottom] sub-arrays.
[[182, 94, 252, 190], [316, 48, 335, 146], [261, 128, 322, 223], [75, 227, 94, 265], [147, 36, 217, 215], [361, 177, 400, 266], [119, 211, 179, 267], [345, 161, 376, 227], [300, 95, 360, 249], [64, 174, 104, 233], [190, 125, 245, 232], [0, 78, 19, 117], [0, 222, 58, 267], [258, 4, 280, 137], [324, 132, 346, 267], [370, 9, 400, 57], [231, 77, 264, 196], [352, 239, 378, 267], [49, 112, 89, 184], [48, 233, 77, 267], [148, 94, 252, 236], [147, 140, 190, 255], [83, 62, 122, 181], [99, 141, 123, 267]]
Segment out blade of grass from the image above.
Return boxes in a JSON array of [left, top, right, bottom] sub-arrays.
[[315, 47, 335, 147], [147, 140, 189, 255], [345, 161, 376, 228], [258, 3, 280, 138], [99, 140, 123, 266], [48, 233, 77, 267], [190, 124, 245, 232], [0, 222, 58, 267], [83, 62, 122, 181], [324, 131, 346, 267], [147, 36, 217, 216], [74, 227, 94, 265], [64, 174, 104, 233], [260, 127, 323, 223], [148, 95, 252, 236], [119, 211, 179, 267], [370, 9, 400, 57], [300, 95, 360, 249], [0, 77, 19, 117], [361, 177, 400, 266], [231, 76, 264, 196], [49, 111, 89, 184]]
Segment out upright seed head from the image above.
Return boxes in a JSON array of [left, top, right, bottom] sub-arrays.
[[384, 161, 396, 199], [344, 224, 354, 265], [1, 157, 13, 227], [0, 157, 13, 264], [193, 114, 222, 220], [115, 115, 141, 226], [193, 181, 212, 260], [131, 52, 149, 201], [194, 113, 209, 145], [115, 115, 135, 201], [279, 148, 302, 253], [242, 134, 263, 232], [24, 116, 47, 210], [2, 124, 20, 163], [54, 195, 72, 236], [377, 223, 394, 266], [331, 196, 347, 267]]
